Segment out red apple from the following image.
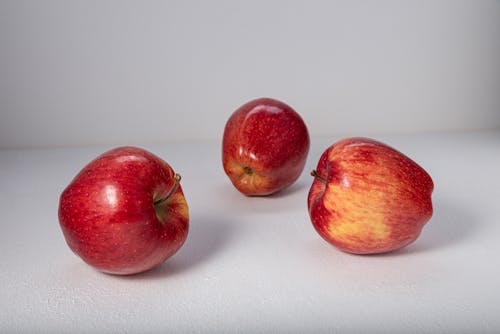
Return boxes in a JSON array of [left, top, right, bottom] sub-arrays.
[[308, 137, 433, 254], [58, 146, 189, 275], [222, 97, 310, 196]]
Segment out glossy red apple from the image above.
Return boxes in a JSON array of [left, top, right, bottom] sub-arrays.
[[308, 137, 433, 254], [222, 97, 310, 196], [58, 146, 189, 275]]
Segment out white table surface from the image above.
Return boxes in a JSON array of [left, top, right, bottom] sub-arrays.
[[1, 130, 500, 333]]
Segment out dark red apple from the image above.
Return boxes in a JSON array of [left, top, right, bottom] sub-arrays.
[[222, 97, 310, 196], [58, 146, 189, 275], [308, 137, 433, 254]]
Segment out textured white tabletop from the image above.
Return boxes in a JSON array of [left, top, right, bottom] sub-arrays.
[[1, 130, 499, 333]]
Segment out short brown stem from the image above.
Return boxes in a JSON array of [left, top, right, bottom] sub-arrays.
[[154, 173, 181, 206], [311, 170, 327, 183]]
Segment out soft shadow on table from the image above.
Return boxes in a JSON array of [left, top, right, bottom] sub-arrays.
[[382, 196, 479, 256], [268, 181, 308, 198], [128, 215, 234, 280], [214, 180, 309, 215]]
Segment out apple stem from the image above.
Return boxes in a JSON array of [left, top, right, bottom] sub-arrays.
[[310, 170, 327, 183], [154, 173, 182, 206]]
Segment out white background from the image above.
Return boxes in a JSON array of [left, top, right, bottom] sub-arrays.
[[1, 0, 500, 149]]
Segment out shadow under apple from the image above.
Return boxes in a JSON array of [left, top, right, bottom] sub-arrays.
[[213, 179, 310, 216], [125, 214, 235, 280], [268, 180, 308, 199], [380, 196, 478, 256]]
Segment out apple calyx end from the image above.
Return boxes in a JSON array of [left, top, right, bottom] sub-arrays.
[[311, 170, 327, 183], [243, 166, 253, 176]]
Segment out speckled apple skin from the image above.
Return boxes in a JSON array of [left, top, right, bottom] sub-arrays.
[[58, 147, 189, 275], [222, 97, 310, 196], [308, 137, 433, 254]]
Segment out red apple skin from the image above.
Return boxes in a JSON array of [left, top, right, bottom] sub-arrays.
[[308, 137, 433, 254], [58, 146, 189, 275], [222, 97, 310, 196]]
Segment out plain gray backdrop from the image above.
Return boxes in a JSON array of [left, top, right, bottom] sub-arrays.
[[1, 0, 499, 149]]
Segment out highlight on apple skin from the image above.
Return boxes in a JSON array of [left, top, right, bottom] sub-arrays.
[[222, 97, 310, 196], [308, 137, 434, 255], [58, 146, 189, 275]]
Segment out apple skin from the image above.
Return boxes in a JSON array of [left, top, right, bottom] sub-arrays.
[[308, 137, 433, 254], [58, 146, 189, 275], [222, 97, 310, 196]]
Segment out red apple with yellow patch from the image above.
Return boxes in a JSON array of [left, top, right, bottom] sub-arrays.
[[222, 97, 310, 196], [58, 146, 189, 275], [308, 137, 433, 254]]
